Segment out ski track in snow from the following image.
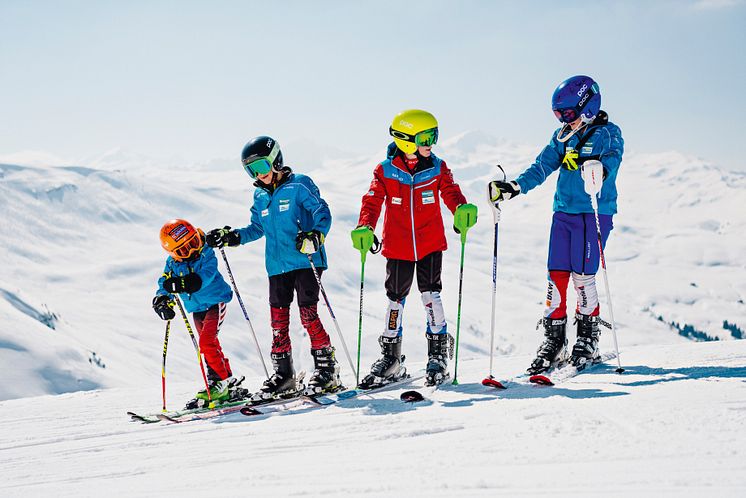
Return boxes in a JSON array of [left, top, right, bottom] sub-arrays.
[[1, 341, 745, 497]]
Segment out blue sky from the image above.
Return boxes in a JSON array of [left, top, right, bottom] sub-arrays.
[[1, 0, 745, 170]]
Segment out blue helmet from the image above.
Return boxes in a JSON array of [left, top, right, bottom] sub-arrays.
[[551, 75, 601, 124]]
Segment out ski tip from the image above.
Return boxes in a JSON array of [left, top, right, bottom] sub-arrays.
[[400, 390, 425, 403], [240, 406, 263, 416], [482, 378, 507, 389], [615, 367, 625, 374], [529, 374, 554, 386]]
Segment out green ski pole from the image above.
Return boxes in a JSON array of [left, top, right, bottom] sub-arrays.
[[452, 204, 478, 385]]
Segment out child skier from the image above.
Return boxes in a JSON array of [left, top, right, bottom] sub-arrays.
[[352, 109, 477, 387], [489, 75, 624, 374], [206, 135, 340, 399], [152, 219, 237, 408]]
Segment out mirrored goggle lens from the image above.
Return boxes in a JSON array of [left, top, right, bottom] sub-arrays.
[[174, 233, 201, 259], [243, 158, 272, 178], [553, 108, 578, 123], [414, 128, 438, 147]]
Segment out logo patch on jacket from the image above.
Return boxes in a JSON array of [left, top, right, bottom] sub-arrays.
[[261, 209, 269, 217], [392, 197, 402, 205], [581, 143, 593, 155], [278, 199, 290, 212], [421, 190, 435, 205]]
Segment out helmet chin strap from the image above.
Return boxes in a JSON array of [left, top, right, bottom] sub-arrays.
[[556, 114, 593, 143]]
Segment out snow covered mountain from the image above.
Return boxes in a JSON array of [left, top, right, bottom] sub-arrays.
[[2, 135, 744, 401], [2, 134, 746, 495]]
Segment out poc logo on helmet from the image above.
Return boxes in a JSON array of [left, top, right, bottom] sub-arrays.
[[577, 83, 588, 97], [266, 138, 273, 148], [398, 120, 414, 129]]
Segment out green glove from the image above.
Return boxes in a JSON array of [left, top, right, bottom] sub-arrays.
[[351, 225, 375, 253], [453, 203, 478, 236]]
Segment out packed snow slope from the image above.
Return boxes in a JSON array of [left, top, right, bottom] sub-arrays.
[[1, 134, 744, 401], [1, 341, 745, 497]]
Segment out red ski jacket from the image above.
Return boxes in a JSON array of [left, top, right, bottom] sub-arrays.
[[357, 152, 466, 261]]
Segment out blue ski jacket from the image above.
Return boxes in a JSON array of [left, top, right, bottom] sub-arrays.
[[235, 170, 332, 277], [515, 111, 624, 215], [155, 245, 233, 313]]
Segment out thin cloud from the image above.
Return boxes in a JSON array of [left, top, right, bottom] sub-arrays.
[[691, 0, 744, 10]]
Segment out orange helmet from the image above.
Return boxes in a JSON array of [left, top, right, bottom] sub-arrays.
[[159, 219, 205, 261]]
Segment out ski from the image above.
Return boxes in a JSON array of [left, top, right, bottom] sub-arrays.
[[127, 397, 252, 424], [529, 351, 618, 386], [303, 373, 423, 407], [160, 396, 307, 423]]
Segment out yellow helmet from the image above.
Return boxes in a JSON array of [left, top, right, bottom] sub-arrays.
[[389, 109, 439, 154]]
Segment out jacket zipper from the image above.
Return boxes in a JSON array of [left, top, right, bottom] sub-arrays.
[[409, 173, 418, 261]]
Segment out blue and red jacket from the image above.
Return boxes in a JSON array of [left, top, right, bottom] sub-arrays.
[[358, 150, 466, 261]]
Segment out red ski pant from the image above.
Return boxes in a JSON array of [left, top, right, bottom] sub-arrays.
[[270, 304, 331, 353], [544, 270, 600, 319], [193, 303, 232, 381]]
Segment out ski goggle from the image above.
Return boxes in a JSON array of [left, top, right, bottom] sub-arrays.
[[389, 126, 439, 147], [171, 231, 203, 261], [242, 157, 273, 179], [553, 107, 579, 123]]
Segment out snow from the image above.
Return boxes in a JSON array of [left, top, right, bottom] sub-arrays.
[[1, 134, 745, 495], [1, 341, 745, 496]]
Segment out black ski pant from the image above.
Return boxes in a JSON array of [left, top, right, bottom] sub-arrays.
[[385, 251, 442, 302]]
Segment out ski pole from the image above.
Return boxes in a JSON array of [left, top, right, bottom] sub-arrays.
[[173, 295, 212, 402], [306, 253, 357, 380], [218, 247, 270, 380], [452, 207, 478, 385], [486, 165, 505, 382], [355, 250, 367, 388], [161, 320, 171, 412], [583, 165, 624, 374]]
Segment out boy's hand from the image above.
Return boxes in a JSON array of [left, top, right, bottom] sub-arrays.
[[453, 203, 478, 234], [163, 273, 202, 294], [488, 181, 520, 202], [206, 226, 241, 248], [152, 295, 175, 321], [296, 230, 325, 254]]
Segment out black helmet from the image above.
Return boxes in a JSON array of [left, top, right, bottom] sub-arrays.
[[240, 135, 283, 178]]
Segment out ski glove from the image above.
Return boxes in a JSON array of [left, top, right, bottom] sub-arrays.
[[163, 273, 202, 294], [453, 203, 478, 234], [152, 295, 175, 321], [489, 180, 520, 203], [206, 226, 241, 248], [295, 230, 325, 255]]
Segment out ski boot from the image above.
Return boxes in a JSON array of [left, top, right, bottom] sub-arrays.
[[527, 316, 569, 375], [184, 376, 237, 409], [253, 351, 302, 401], [358, 335, 407, 389], [424, 332, 453, 386], [305, 346, 342, 395], [570, 313, 601, 369]]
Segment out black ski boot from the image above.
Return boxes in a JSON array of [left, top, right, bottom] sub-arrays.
[[253, 351, 301, 401], [527, 316, 568, 375], [305, 346, 342, 395], [425, 332, 453, 386], [358, 336, 406, 389], [570, 313, 601, 369]]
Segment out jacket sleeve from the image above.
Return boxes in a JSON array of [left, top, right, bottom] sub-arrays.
[[235, 196, 265, 244], [298, 177, 332, 236], [595, 124, 624, 178], [194, 249, 220, 291], [439, 160, 467, 213], [515, 135, 563, 194], [357, 163, 387, 229], [155, 260, 173, 298]]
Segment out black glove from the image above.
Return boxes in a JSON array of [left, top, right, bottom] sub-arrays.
[[206, 226, 241, 248], [295, 230, 325, 254], [163, 273, 202, 294], [488, 180, 521, 202], [152, 295, 175, 321]]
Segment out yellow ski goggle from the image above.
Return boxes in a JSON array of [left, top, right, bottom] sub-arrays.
[[389, 126, 439, 147]]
